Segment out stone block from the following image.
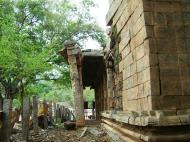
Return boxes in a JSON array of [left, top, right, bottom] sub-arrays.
[[147, 54, 158, 67], [160, 66, 179, 80], [128, 0, 143, 23], [123, 79, 128, 91], [148, 95, 161, 110], [181, 79, 190, 95], [123, 66, 131, 80], [155, 38, 177, 53], [127, 86, 138, 101], [144, 38, 157, 54], [154, 26, 175, 38], [116, 9, 129, 34], [180, 95, 190, 109], [154, 12, 167, 26], [185, 38, 190, 52], [136, 45, 144, 60], [124, 53, 134, 68], [133, 15, 145, 35], [138, 84, 144, 98], [150, 79, 160, 96], [159, 95, 182, 110], [172, 2, 181, 12], [133, 73, 138, 87], [144, 12, 154, 26], [177, 39, 188, 53], [175, 26, 186, 38], [119, 60, 123, 72], [106, 0, 123, 25], [183, 12, 190, 26], [185, 26, 190, 38], [154, 2, 173, 13], [143, 1, 154, 12], [130, 62, 137, 76], [182, 2, 190, 12], [121, 45, 131, 59], [144, 81, 151, 97], [158, 54, 178, 65], [179, 115, 190, 124], [169, 13, 183, 26], [161, 78, 182, 96], [140, 97, 149, 111], [137, 68, 150, 84], [133, 26, 153, 49], [112, 0, 128, 26], [147, 117, 159, 126], [137, 57, 145, 72]]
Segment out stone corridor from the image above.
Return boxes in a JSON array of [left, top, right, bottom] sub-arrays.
[[60, 0, 190, 141]]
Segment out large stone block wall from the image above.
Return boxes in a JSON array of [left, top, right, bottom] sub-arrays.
[[102, 1, 190, 141], [107, 0, 190, 112], [143, 0, 190, 110], [107, 0, 154, 112]]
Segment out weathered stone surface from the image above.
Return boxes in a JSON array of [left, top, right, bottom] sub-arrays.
[[1, 99, 12, 142], [32, 96, 38, 133], [64, 42, 85, 127], [22, 97, 30, 141]]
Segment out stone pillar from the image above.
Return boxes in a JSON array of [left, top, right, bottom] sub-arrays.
[[53, 102, 56, 121], [32, 96, 38, 133], [43, 100, 48, 129], [22, 97, 30, 141], [49, 101, 53, 118], [106, 60, 114, 110], [56, 104, 60, 122], [2, 99, 12, 142], [63, 41, 85, 127], [95, 88, 100, 120], [0, 98, 3, 111]]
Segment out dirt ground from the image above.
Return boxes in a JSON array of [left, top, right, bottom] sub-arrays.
[[11, 125, 111, 142]]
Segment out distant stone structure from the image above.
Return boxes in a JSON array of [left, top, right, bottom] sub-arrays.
[[60, 0, 190, 141]]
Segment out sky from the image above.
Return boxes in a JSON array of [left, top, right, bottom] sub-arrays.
[[91, 0, 109, 30], [85, 0, 109, 49]]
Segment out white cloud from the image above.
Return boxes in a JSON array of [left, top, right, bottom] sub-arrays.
[[84, 0, 109, 49], [90, 0, 109, 30]]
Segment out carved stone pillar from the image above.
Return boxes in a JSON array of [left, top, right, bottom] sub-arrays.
[[63, 41, 85, 127], [106, 59, 114, 110]]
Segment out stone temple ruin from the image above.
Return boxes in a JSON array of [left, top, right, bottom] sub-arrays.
[[60, 0, 190, 141]]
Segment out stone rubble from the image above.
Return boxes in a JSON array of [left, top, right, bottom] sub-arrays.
[[10, 126, 111, 142]]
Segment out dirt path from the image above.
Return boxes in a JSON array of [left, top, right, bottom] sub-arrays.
[[11, 125, 111, 142]]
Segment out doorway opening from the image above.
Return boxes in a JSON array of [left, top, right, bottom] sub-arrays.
[[83, 87, 96, 120]]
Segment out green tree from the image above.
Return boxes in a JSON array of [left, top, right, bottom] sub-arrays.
[[0, 0, 106, 101]]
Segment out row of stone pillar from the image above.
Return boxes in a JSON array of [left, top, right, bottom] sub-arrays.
[[0, 96, 63, 142]]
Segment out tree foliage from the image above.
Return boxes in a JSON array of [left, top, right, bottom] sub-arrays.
[[0, 0, 106, 100]]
